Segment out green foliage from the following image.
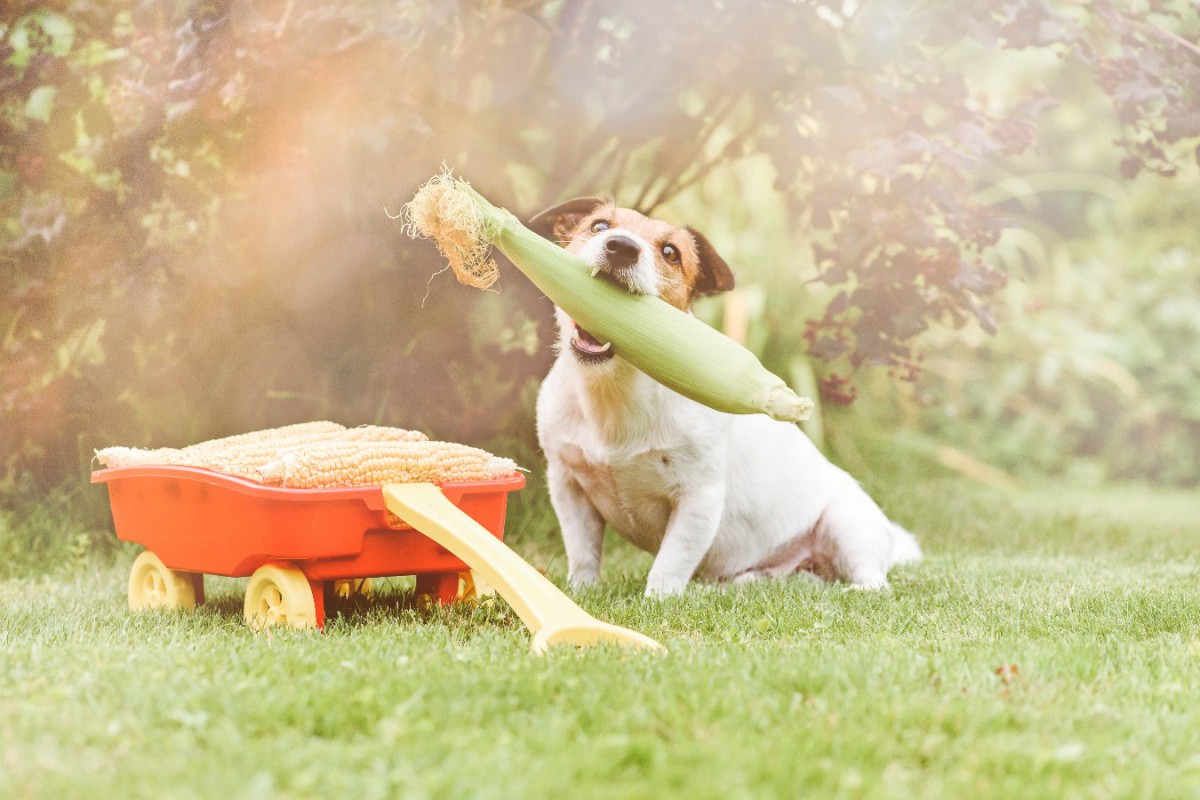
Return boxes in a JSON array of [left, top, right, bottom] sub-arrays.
[[0, 469, 116, 579], [2, 1, 564, 491], [0, 0, 1197, 500], [911, 149, 1200, 485]]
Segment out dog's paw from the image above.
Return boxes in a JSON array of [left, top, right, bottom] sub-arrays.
[[729, 570, 767, 585], [844, 574, 890, 592], [567, 570, 600, 592], [644, 578, 687, 599]]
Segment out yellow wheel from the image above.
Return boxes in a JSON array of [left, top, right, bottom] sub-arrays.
[[244, 563, 318, 632], [128, 551, 199, 611], [458, 570, 495, 602], [332, 578, 373, 600]]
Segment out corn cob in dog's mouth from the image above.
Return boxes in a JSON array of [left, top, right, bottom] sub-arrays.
[[400, 170, 812, 423]]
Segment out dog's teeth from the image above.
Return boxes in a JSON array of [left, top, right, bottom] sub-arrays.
[[590, 264, 603, 277], [598, 341, 611, 352]]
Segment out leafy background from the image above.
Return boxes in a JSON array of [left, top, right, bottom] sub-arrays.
[[2, 0, 1198, 528]]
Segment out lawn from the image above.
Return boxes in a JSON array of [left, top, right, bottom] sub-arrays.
[[2, 460, 1199, 799]]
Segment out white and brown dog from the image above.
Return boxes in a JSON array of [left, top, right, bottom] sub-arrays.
[[530, 197, 920, 597]]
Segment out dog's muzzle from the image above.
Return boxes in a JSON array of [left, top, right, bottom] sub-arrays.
[[568, 233, 649, 364], [592, 235, 643, 290]]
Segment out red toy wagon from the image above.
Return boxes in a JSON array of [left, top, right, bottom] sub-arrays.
[[92, 465, 524, 630], [93, 464, 662, 652]]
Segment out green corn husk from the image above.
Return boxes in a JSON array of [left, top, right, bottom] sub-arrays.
[[402, 173, 812, 423]]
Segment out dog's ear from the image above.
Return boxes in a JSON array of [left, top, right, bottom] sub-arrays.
[[687, 227, 736, 296], [528, 196, 608, 243]]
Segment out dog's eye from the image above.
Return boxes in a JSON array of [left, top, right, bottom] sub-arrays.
[[590, 220, 610, 233], [661, 244, 680, 264]]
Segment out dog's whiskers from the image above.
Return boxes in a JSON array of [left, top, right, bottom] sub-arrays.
[[654, 271, 692, 297]]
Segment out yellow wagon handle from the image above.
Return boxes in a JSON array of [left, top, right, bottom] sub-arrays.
[[382, 483, 664, 654]]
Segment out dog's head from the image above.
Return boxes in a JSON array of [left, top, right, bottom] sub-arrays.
[[530, 197, 735, 365]]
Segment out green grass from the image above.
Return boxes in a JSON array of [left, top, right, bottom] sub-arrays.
[[2, 468, 1199, 799]]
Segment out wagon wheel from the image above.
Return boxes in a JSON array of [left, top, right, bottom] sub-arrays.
[[331, 578, 373, 600], [323, 578, 374, 617], [244, 563, 318, 632], [458, 570, 495, 603], [128, 551, 201, 611]]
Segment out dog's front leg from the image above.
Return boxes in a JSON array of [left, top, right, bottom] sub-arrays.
[[547, 463, 605, 590], [645, 482, 725, 597]]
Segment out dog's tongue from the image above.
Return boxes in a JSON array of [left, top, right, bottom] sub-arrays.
[[572, 321, 610, 354]]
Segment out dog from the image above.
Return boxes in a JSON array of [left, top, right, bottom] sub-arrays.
[[529, 197, 920, 597]]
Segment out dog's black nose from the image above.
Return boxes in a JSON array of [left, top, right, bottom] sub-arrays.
[[603, 235, 641, 269]]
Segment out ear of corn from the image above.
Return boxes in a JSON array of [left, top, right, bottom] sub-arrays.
[[335, 425, 429, 443], [94, 424, 501, 487], [96, 422, 428, 478], [92, 446, 184, 469], [95, 421, 349, 478], [402, 174, 812, 423], [258, 440, 519, 488], [172, 421, 350, 478]]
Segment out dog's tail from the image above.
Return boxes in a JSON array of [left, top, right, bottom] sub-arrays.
[[890, 524, 922, 566]]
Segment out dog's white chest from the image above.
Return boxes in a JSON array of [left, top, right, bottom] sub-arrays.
[[558, 442, 681, 551]]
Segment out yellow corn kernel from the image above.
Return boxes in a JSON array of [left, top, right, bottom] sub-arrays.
[[258, 440, 519, 489], [334, 425, 429, 443]]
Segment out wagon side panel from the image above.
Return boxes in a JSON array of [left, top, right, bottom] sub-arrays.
[[301, 484, 515, 581], [102, 473, 368, 576]]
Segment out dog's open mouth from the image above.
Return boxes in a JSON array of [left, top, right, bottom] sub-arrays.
[[570, 320, 615, 363]]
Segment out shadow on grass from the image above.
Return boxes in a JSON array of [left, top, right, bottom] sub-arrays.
[[194, 575, 534, 637]]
